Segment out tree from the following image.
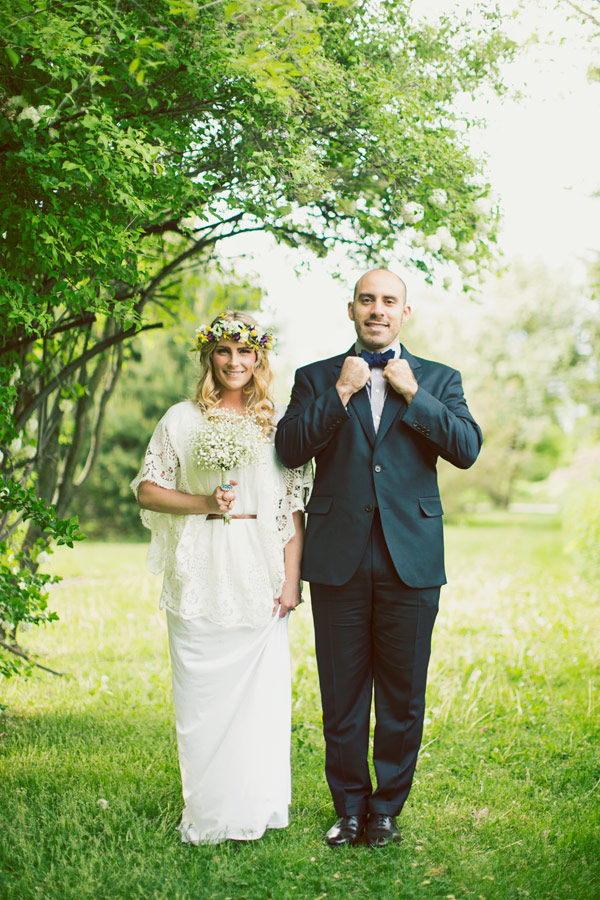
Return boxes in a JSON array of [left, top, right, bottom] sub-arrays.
[[0, 0, 514, 671]]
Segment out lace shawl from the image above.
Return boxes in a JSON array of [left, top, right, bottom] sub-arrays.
[[130, 401, 312, 628]]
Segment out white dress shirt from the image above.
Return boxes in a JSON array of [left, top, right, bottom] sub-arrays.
[[354, 340, 401, 434]]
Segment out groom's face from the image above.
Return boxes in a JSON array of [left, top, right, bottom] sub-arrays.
[[348, 270, 410, 351]]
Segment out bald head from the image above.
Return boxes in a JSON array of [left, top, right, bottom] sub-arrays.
[[353, 268, 407, 305]]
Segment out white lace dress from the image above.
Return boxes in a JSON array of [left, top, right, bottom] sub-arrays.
[[130, 400, 312, 844]]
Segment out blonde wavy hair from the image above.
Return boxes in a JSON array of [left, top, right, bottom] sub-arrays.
[[194, 310, 276, 431]]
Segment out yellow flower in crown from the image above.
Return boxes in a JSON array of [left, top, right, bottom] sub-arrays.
[[192, 315, 276, 352]]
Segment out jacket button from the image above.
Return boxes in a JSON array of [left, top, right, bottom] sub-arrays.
[[413, 421, 419, 427], [374, 465, 381, 473], [365, 504, 373, 512]]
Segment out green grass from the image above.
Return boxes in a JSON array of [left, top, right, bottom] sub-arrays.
[[1, 519, 599, 900]]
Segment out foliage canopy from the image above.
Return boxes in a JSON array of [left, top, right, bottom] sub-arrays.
[[0, 0, 514, 671]]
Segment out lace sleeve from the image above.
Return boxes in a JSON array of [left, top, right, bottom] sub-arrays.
[[276, 460, 313, 546], [130, 417, 179, 497], [130, 414, 182, 573]]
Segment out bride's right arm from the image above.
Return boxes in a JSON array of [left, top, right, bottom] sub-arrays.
[[137, 480, 237, 516]]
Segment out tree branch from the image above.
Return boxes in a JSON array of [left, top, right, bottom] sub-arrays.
[[14, 322, 163, 435], [0, 639, 64, 677], [564, 0, 600, 27]]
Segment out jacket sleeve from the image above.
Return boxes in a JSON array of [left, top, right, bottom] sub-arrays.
[[275, 366, 350, 469], [400, 369, 482, 469]]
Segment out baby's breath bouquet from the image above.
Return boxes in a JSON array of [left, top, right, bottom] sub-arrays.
[[191, 409, 266, 524]]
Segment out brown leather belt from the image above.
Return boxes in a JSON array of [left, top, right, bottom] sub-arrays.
[[206, 514, 257, 520]]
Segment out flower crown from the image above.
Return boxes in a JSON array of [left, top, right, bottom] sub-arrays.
[[193, 315, 276, 352]]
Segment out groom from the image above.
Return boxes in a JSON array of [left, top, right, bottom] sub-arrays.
[[276, 268, 482, 847]]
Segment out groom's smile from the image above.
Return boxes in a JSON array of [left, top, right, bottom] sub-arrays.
[[348, 268, 411, 351]]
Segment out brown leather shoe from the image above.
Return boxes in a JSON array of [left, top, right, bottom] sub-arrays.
[[325, 815, 367, 847], [366, 814, 402, 847]]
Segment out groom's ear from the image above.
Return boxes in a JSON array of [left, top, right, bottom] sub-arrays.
[[347, 301, 355, 322], [401, 303, 412, 323]]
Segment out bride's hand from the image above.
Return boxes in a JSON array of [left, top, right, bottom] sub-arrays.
[[208, 480, 238, 515], [273, 578, 302, 618]]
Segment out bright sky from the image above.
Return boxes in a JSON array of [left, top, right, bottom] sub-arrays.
[[222, 0, 600, 381]]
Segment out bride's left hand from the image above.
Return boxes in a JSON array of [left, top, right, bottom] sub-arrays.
[[273, 579, 302, 618]]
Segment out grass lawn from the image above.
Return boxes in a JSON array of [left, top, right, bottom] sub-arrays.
[[1, 517, 599, 900]]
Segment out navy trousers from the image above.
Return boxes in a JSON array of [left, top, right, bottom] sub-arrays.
[[310, 511, 440, 816]]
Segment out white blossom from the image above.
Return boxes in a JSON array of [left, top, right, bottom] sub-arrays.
[[402, 201, 424, 224], [435, 225, 456, 252], [459, 240, 476, 257], [97, 798, 109, 810], [411, 230, 425, 248], [25, 418, 37, 436], [429, 189, 448, 208], [424, 234, 442, 254], [9, 437, 22, 454], [475, 217, 493, 236], [460, 259, 478, 276], [18, 106, 41, 125], [59, 399, 74, 414], [473, 195, 494, 218], [37, 551, 51, 565]]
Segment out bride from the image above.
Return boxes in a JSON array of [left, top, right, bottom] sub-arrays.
[[131, 310, 311, 844]]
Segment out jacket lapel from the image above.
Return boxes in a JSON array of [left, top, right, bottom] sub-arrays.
[[333, 347, 376, 447], [375, 345, 423, 445]]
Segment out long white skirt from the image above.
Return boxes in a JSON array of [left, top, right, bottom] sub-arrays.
[[166, 609, 291, 844]]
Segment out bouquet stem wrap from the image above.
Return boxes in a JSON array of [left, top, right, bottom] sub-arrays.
[[220, 469, 234, 525]]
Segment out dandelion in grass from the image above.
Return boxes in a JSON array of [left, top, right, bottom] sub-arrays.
[[191, 409, 266, 524]]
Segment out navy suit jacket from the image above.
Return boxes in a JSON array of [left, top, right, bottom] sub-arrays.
[[275, 344, 482, 588]]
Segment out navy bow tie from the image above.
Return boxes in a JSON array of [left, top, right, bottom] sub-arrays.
[[360, 349, 394, 368]]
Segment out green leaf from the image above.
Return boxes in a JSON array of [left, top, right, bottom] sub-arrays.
[[6, 47, 19, 67], [128, 57, 141, 74]]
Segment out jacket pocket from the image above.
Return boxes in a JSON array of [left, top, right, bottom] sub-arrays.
[[419, 496, 444, 517], [305, 495, 333, 515]]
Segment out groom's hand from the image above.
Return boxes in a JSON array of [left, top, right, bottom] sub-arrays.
[[383, 359, 418, 404], [336, 357, 371, 406]]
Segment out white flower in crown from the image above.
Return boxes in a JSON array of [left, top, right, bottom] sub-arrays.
[[429, 189, 448, 208], [193, 315, 275, 352]]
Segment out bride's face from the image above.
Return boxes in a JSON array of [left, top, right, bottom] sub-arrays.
[[212, 339, 257, 392]]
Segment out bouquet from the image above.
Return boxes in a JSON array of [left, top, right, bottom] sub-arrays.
[[191, 409, 266, 524]]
